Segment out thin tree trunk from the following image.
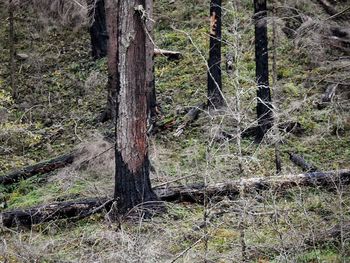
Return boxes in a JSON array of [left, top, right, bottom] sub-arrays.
[[9, 0, 16, 100], [88, 0, 108, 60], [106, 0, 158, 214], [208, 0, 224, 108], [254, 0, 273, 142]]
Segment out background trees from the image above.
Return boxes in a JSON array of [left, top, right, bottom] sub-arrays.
[[254, 0, 273, 142]]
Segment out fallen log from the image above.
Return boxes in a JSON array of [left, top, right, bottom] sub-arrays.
[[0, 198, 112, 228], [1, 169, 350, 228], [154, 48, 182, 60], [174, 103, 205, 137], [317, 84, 337, 109], [0, 151, 77, 185], [288, 152, 319, 172]]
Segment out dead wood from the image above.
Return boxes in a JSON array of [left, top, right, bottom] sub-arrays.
[[0, 151, 77, 185], [174, 103, 205, 137], [154, 48, 182, 60], [288, 152, 319, 172], [2, 169, 349, 228], [317, 84, 337, 109]]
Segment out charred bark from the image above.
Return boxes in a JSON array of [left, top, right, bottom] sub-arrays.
[[0, 152, 76, 185], [1, 198, 112, 228], [2, 169, 350, 228], [208, 0, 224, 108], [107, 0, 159, 214], [288, 152, 319, 172], [254, 0, 273, 142], [88, 0, 108, 60]]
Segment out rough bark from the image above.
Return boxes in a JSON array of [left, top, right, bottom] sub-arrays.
[[208, 0, 224, 108], [254, 0, 273, 142], [0, 152, 76, 185], [88, 0, 108, 60], [2, 169, 350, 228], [107, 0, 158, 214]]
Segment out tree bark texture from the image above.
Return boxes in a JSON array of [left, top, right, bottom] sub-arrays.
[[254, 0, 273, 142], [0, 151, 76, 185], [106, 0, 158, 213], [88, 0, 108, 60], [207, 0, 224, 108], [2, 169, 350, 228]]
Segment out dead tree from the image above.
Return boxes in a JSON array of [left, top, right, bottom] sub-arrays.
[[106, 0, 158, 214], [88, 0, 108, 60], [254, 0, 273, 142], [208, 0, 224, 108]]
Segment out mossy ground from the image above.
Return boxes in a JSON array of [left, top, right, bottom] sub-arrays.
[[1, 0, 350, 262]]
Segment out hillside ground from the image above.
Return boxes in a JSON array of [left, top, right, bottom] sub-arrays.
[[1, 0, 350, 262]]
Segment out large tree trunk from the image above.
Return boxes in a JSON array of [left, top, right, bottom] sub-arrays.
[[88, 0, 108, 60], [2, 169, 350, 228], [254, 0, 273, 142], [207, 0, 224, 108], [106, 0, 158, 214]]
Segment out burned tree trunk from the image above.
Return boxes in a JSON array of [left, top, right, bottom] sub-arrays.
[[88, 0, 108, 60], [207, 0, 224, 108], [254, 0, 273, 142], [106, 0, 158, 214]]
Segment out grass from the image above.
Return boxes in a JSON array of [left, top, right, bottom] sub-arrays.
[[0, 0, 350, 262]]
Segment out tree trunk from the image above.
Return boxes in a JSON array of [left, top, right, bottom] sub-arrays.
[[9, 0, 16, 100], [207, 0, 224, 108], [254, 0, 273, 142], [88, 0, 108, 60], [106, 0, 158, 214]]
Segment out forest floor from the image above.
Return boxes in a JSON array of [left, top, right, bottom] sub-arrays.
[[1, 0, 350, 262]]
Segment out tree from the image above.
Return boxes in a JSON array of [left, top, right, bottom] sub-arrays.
[[254, 0, 273, 142], [207, 0, 224, 108], [105, 0, 158, 213], [88, 0, 108, 60]]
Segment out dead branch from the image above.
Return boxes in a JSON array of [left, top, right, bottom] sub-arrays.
[[154, 48, 182, 60]]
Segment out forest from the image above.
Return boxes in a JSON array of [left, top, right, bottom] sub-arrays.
[[0, 0, 350, 262]]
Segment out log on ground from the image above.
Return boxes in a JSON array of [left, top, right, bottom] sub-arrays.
[[0, 151, 77, 185], [1, 169, 349, 228]]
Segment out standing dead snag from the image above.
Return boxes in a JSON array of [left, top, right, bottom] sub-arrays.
[[254, 0, 273, 142], [88, 0, 108, 60], [105, 0, 158, 214], [208, 0, 224, 108]]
